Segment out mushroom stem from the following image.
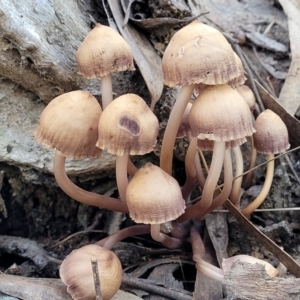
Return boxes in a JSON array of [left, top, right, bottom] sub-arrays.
[[190, 227, 224, 281], [150, 224, 183, 249], [96, 225, 150, 250], [182, 138, 198, 201], [200, 149, 233, 217], [244, 136, 257, 189], [230, 146, 244, 206], [101, 74, 113, 110], [53, 151, 129, 213], [178, 141, 226, 222], [241, 153, 275, 216], [160, 84, 195, 175], [116, 154, 129, 203], [182, 138, 205, 201], [127, 159, 138, 176]]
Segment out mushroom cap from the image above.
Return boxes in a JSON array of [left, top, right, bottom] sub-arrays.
[[76, 23, 135, 78], [253, 109, 290, 154], [227, 53, 246, 87], [34, 91, 102, 158], [189, 85, 255, 141], [96, 94, 159, 156], [60, 244, 122, 300], [162, 20, 240, 87], [197, 137, 247, 151], [126, 163, 186, 224], [236, 85, 256, 111]]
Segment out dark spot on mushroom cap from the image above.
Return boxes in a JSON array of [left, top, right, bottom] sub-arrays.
[[119, 115, 140, 136]]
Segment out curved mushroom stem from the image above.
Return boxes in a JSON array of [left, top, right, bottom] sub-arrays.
[[199, 149, 233, 217], [230, 146, 244, 206], [116, 154, 129, 203], [182, 138, 198, 201], [160, 84, 195, 175], [177, 141, 226, 222], [53, 151, 129, 213], [101, 74, 113, 110], [244, 136, 257, 189], [190, 227, 224, 281], [241, 153, 275, 217], [151, 224, 183, 249], [96, 225, 150, 250]]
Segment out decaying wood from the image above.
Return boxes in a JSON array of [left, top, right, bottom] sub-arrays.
[[0, 274, 142, 300], [224, 261, 300, 300]]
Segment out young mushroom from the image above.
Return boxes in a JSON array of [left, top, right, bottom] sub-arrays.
[[60, 244, 122, 300], [160, 20, 243, 175], [34, 91, 128, 213], [76, 23, 135, 109], [241, 109, 290, 216], [96, 94, 159, 203], [126, 163, 186, 249]]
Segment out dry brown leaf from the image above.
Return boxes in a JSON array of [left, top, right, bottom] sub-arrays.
[[278, 0, 300, 116], [107, 0, 163, 110]]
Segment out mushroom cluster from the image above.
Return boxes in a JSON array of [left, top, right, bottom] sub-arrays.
[[34, 21, 290, 300]]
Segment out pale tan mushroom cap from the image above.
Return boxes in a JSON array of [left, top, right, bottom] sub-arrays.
[[96, 94, 159, 156], [236, 85, 256, 111], [189, 85, 256, 141], [126, 163, 186, 224], [162, 20, 240, 87], [34, 91, 102, 158], [253, 109, 290, 154], [60, 244, 122, 300], [76, 23, 135, 78]]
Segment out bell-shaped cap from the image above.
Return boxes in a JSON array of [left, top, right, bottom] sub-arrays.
[[60, 244, 122, 300], [34, 91, 102, 158], [126, 163, 186, 224], [162, 20, 240, 87], [189, 85, 255, 141], [253, 109, 290, 154], [236, 85, 256, 111], [96, 94, 159, 156], [76, 23, 135, 78]]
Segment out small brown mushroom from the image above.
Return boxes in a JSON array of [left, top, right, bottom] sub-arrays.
[[126, 163, 185, 248], [160, 20, 244, 175], [34, 91, 128, 213], [241, 109, 290, 216], [60, 244, 122, 300], [178, 85, 255, 222], [76, 23, 135, 109], [96, 94, 159, 203]]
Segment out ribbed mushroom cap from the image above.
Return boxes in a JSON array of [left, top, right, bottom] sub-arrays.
[[76, 23, 135, 79], [162, 20, 240, 87], [126, 163, 186, 224], [60, 244, 122, 300], [34, 91, 102, 158], [96, 94, 159, 156], [228, 53, 246, 87], [197, 137, 247, 151], [189, 85, 255, 141], [253, 109, 290, 154], [236, 85, 256, 111]]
